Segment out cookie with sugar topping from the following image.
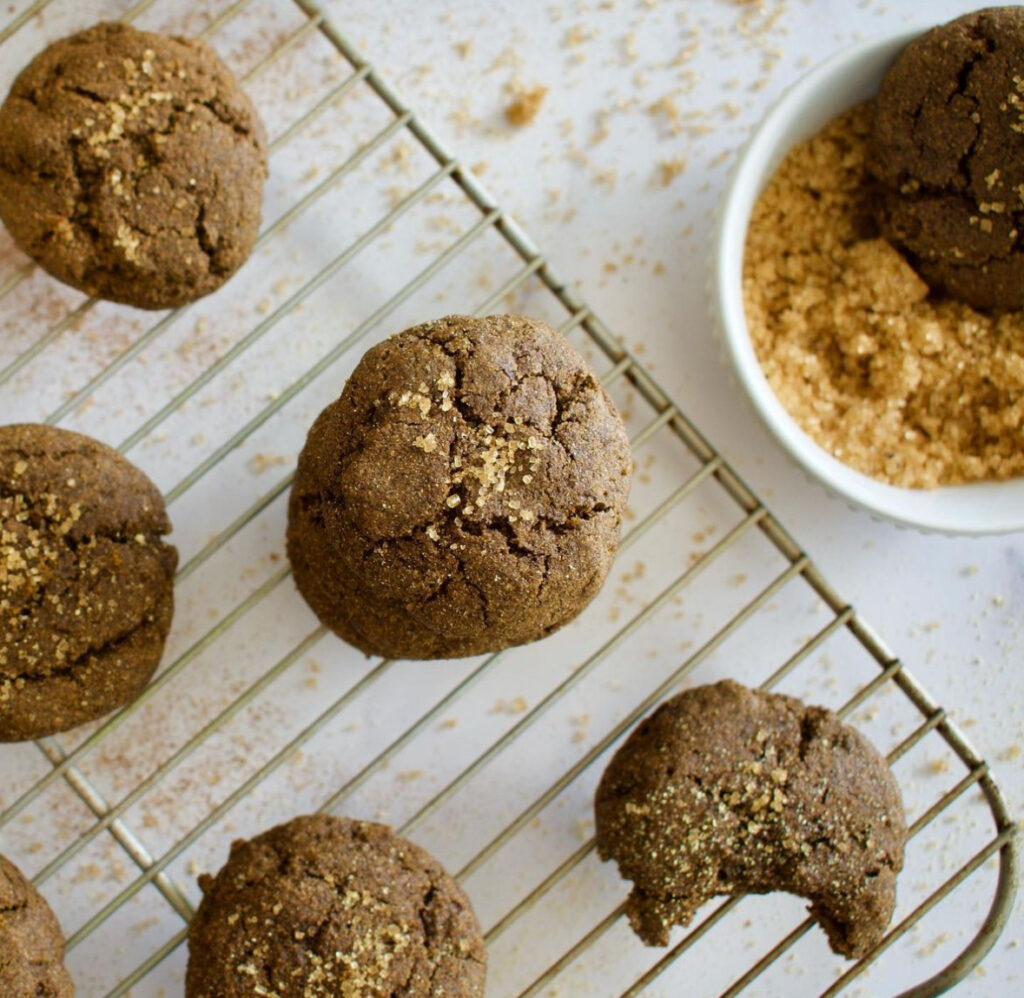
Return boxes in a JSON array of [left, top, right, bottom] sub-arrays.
[[0, 853, 74, 997], [0, 21, 267, 309], [0, 423, 177, 741], [185, 814, 486, 998], [595, 680, 906, 958], [286, 314, 632, 660]]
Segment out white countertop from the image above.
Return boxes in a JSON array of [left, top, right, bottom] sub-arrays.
[[325, 0, 1023, 992]]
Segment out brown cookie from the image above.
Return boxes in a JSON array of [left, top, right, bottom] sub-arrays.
[[0, 424, 177, 741], [185, 814, 486, 998], [871, 8, 1024, 308], [0, 22, 267, 310], [287, 314, 632, 660], [595, 680, 906, 958], [0, 852, 74, 997]]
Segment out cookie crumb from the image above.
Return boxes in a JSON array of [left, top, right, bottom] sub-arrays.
[[506, 85, 548, 126], [657, 157, 686, 186]]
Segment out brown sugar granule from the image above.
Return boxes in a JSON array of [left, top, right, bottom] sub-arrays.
[[648, 94, 682, 136], [744, 102, 1024, 488], [506, 84, 548, 126], [657, 156, 686, 186]]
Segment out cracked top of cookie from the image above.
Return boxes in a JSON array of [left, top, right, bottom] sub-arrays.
[[185, 814, 486, 998], [0, 423, 177, 740], [0, 21, 267, 309], [595, 680, 906, 959], [325, 314, 626, 539], [871, 7, 1024, 308], [287, 314, 632, 660]]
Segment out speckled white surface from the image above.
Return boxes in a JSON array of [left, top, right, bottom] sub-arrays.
[[0, 0, 1019, 995]]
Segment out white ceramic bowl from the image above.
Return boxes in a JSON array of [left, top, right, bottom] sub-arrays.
[[713, 28, 1024, 536]]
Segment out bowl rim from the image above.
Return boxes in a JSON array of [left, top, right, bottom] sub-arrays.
[[712, 27, 1024, 536]]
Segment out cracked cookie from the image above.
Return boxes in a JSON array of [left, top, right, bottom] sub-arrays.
[[0, 21, 267, 310], [0, 852, 74, 997], [185, 814, 486, 998], [871, 8, 1024, 308], [595, 680, 906, 958], [0, 424, 177, 741], [287, 314, 632, 660]]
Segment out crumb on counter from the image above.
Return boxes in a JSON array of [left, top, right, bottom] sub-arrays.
[[506, 84, 549, 126], [657, 156, 686, 186]]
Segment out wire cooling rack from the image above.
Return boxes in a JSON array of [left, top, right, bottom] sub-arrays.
[[0, 1, 1017, 995]]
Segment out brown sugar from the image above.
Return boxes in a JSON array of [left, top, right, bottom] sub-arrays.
[[657, 157, 686, 186], [743, 102, 1024, 488], [505, 84, 548, 126]]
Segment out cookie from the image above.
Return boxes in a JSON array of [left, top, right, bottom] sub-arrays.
[[0, 424, 177, 741], [0, 853, 74, 997], [0, 21, 267, 310], [595, 680, 906, 958], [871, 8, 1024, 308], [287, 314, 632, 660], [185, 814, 486, 998]]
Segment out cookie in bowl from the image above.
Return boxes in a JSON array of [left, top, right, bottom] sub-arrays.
[[714, 23, 1024, 532]]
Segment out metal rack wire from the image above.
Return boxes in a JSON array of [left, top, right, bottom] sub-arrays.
[[0, 0, 1017, 995]]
